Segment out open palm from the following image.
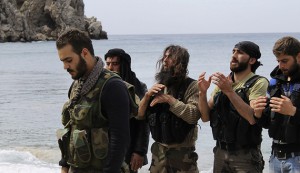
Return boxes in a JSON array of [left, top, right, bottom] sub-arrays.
[[198, 72, 211, 93]]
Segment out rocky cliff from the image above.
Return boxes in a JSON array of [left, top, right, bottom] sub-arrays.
[[0, 0, 107, 42]]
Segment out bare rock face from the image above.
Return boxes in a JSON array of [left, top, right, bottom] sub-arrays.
[[0, 0, 107, 42]]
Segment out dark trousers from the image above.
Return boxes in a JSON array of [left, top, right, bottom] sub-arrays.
[[213, 146, 264, 173]]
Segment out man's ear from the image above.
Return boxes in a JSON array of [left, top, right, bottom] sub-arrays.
[[296, 52, 300, 64], [249, 57, 256, 65], [81, 48, 89, 59]]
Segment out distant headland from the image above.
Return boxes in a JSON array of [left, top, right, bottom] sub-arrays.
[[0, 0, 107, 42]]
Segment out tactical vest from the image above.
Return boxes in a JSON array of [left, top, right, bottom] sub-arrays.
[[146, 78, 195, 144], [57, 69, 138, 169], [210, 75, 264, 146], [267, 78, 300, 143]]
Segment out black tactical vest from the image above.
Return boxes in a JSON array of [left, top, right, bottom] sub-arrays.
[[210, 75, 264, 147], [146, 78, 195, 144], [267, 79, 300, 143]]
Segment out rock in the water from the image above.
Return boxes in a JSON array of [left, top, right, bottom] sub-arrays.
[[0, 0, 107, 42]]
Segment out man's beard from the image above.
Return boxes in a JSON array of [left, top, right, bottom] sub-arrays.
[[230, 58, 249, 73], [155, 69, 173, 86], [155, 68, 185, 95], [68, 56, 87, 80], [284, 61, 299, 77]]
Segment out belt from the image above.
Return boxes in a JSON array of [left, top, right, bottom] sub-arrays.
[[273, 140, 288, 144], [216, 141, 251, 151], [272, 150, 300, 160]]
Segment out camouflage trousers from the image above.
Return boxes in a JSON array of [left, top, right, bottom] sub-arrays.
[[68, 167, 102, 173], [213, 146, 264, 173], [68, 162, 129, 173], [149, 142, 199, 173]]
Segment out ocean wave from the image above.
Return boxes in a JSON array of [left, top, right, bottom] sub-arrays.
[[0, 149, 213, 173], [0, 149, 59, 173]]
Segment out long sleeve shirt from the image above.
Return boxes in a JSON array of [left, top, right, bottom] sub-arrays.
[[102, 78, 130, 173], [164, 81, 201, 148]]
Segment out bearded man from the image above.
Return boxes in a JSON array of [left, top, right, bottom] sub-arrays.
[[56, 29, 130, 173], [138, 45, 201, 173], [198, 41, 269, 173], [253, 36, 300, 173]]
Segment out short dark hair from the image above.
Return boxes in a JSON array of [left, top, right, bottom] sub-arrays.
[[56, 28, 95, 56], [273, 36, 300, 58]]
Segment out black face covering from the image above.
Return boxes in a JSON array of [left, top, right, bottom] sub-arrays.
[[234, 41, 261, 59]]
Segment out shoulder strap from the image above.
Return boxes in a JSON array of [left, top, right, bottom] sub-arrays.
[[97, 69, 139, 118], [96, 69, 120, 122], [243, 75, 263, 89], [68, 81, 75, 99], [123, 81, 139, 117], [234, 75, 266, 103]]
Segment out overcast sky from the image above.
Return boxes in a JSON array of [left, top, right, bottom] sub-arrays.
[[84, 0, 299, 35]]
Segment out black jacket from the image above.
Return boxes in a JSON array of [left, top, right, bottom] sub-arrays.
[[125, 81, 150, 165], [259, 65, 300, 149]]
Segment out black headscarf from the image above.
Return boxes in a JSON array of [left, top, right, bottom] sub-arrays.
[[234, 41, 261, 59], [234, 41, 262, 72], [104, 48, 146, 98], [105, 48, 131, 65]]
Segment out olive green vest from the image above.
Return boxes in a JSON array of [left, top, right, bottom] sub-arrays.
[[58, 69, 138, 169]]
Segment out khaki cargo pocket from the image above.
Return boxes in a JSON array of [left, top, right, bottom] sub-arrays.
[[91, 128, 108, 159], [61, 102, 71, 126], [73, 129, 91, 163], [151, 142, 166, 161], [72, 103, 91, 121], [167, 148, 198, 171]]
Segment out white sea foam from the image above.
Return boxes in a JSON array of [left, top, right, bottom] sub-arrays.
[[0, 149, 59, 173], [0, 149, 212, 173]]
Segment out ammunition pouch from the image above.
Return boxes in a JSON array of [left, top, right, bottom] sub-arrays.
[[57, 128, 70, 166], [147, 103, 194, 144], [210, 109, 221, 141], [72, 129, 91, 164], [67, 128, 109, 169], [210, 93, 239, 143], [90, 128, 108, 160], [267, 80, 300, 143], [148, 112, 162, 142]]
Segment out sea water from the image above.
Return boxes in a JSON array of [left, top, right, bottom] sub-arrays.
[[1, 33, 299, 173]]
